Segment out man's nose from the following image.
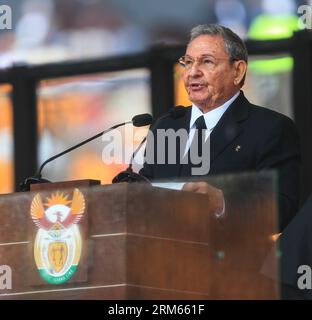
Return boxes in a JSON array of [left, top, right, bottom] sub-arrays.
[[188, 62, 203, 76]]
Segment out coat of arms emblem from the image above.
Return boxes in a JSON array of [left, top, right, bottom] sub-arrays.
[[30, 188, 85, 284]]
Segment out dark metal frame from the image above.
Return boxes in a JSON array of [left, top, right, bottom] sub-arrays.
[[0, 30, 311, 201], [292, 30, 312, 203]]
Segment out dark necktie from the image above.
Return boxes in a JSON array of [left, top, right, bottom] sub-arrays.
[[192, 115, 207, 158], [180, 115, 207, 177]]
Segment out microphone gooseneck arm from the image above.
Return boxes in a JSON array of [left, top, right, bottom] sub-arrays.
[[113, 106, 188, 183], [19, 113, 153, 191], [36, 121, 131, 178], [127, 136, 147, 172]]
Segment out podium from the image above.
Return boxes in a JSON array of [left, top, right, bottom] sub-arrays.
[[0, 172, 279, 299]]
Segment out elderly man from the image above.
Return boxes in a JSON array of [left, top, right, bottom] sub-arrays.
[[140, 24, 300, 230]]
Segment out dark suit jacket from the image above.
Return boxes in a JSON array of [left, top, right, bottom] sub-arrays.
[[140, 91, 301, 230]]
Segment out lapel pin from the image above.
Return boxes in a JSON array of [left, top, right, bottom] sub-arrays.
[[235, 145, 241, 152]]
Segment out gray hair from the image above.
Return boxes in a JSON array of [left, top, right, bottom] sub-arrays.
[[189, 24, 248, 86]]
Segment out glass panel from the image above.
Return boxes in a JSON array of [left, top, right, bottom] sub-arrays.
[[244, 54, 293, 119], [37, 69, 151, 184], [151, 171, 279, 299], [0, 84, 14, 194]]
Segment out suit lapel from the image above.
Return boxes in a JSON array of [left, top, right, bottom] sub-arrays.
[[169, 93, 250, 177], [172, 107, 192, 132], [210, 91, 250, 164]]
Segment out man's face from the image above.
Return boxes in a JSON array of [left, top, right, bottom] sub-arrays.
[[183, 34, 245, 111]]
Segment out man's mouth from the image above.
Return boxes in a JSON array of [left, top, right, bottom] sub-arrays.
[[189, 83, 205, 91]]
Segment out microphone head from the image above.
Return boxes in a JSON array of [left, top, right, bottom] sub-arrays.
[[169, 106, 188, 119], [132, 113, 153, 127], [112, 168, 150, 183]]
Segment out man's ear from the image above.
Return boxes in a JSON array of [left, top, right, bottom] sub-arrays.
[[233, 60, 247, 86]]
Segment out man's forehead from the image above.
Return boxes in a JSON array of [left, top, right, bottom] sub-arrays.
[[186, 34, 226, 56]]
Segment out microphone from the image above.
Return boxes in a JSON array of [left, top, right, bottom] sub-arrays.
[[132, 113, 153, 127], [19, 113, 153, 191], [128, 106, 187, 171], [112, 106, 188, 183]]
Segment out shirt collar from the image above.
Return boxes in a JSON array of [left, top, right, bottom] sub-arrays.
[[190, 91, 240, 131]]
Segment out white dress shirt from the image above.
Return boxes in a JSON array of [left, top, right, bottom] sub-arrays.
[[184, 91, 240, 156]]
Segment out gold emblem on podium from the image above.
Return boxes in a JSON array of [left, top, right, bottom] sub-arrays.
[[30, 189, 85, 284]]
